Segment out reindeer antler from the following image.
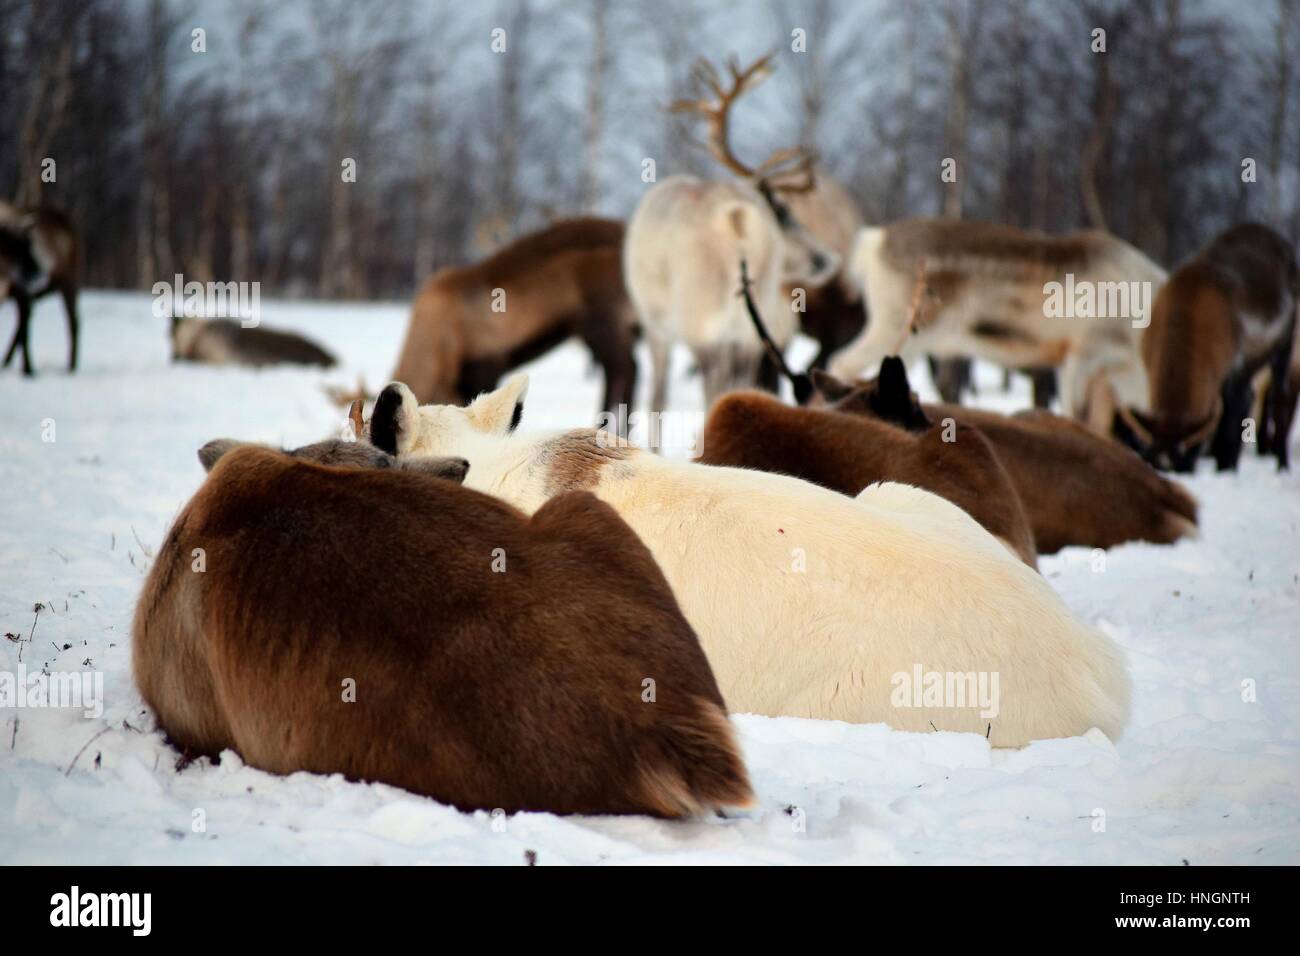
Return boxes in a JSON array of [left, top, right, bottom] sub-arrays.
[[347, 399, 367, 442], [671, 52, 817, 191], [763, 149, 818, 193]]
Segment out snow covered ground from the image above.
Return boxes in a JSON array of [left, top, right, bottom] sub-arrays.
[[1, 290, 1297, 865]]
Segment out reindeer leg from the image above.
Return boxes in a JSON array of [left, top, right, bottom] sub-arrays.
[[929, 356, 970, 404], [1267, 346, 1297, 470], [1030, 367, 1058, 409], [4, 294, 34, 376], [648, 330, 671, 417], [580, 312, 638, 422], [696, 344, 728, 411], [2, 304, 20, 369], [826, 317, 895, 382], [1212, 376, 1253, 471], [61, 282, 79, 372]]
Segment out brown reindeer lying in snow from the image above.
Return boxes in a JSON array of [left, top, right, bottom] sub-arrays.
[[133, 434, 751, 817], [1117, 223, 1299, 472], [698, 357, 1039, 569], [392, 216, 636, 418], [171, 316, 337, 368], [812, 367, 1199, 554]]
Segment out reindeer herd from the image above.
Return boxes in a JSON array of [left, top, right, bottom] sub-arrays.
[[3, 53, 1297, 819]]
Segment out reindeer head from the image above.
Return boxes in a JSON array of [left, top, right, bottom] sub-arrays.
[[196, 435, 470, 482], [1113, 403, 1220, 473], [369, 373, 529, 459], [672, 53, 838, 288]]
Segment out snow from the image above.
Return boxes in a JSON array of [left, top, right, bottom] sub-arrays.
[[1, 290, 1297, 865]]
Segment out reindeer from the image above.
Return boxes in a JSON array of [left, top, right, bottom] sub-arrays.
[[771, 168, 869, 371], [698, 381, 1038, 568], [390, 216, 635, 420], [623, 53, 837, 413], [810, 367, 1199, 554], [701, 266, 1036, 566], [171, 316, 337, 368], [826, 218, 1167, 434], [368, 373, 1131, 747], [0, 201, 80, 376], [1116, 223, 1299, 472], [134, 433, 752, 818]]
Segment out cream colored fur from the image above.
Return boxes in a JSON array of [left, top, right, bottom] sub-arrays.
[[829, 225, 1166, 428], [623, 174, 838, 413], [775, 170, 866, 301], [382, 375, 1132, 748]]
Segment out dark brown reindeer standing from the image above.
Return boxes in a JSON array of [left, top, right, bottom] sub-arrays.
[[1117, 223, 1299, 471], [133, 426, 752, 818], [390, 216, 637, 418], [0, 201, 80, 376]]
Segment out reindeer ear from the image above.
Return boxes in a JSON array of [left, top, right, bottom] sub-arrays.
[[198, 438, 242, 472], [401, 456, 470, 484], [468, 373, 529, 435], [810, 368, 853, 401], [722, 202, 755, 242], [370, 382, 419, 456], [870, 357, 930, 430], [876, 356, 910, 395]]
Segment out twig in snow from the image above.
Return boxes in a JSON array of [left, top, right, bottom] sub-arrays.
[[10, 716, 17, 750], [65, 727, 111, 776], [131, 525, 153, 558]]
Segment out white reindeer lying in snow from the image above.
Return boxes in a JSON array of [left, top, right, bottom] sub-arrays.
[[368, 374, 1131, 748]]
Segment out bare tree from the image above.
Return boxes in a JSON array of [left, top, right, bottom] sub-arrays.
[[581, 0, 611, 211], [13, 1, 83, 205]]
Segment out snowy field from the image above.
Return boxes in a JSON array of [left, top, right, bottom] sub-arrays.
[[1, 290, 1297, 865]]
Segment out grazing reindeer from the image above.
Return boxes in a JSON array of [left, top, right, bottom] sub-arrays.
[[134, 434, 752, 818], [811, 367, 1199, 554], [171, 316, 337, 368], [0, 201, 80, 376], [370, 374, 1131, 747], [623, 54, 837, 413], [1117, 223, 1299, 472], [391, 217, 636, 419], [827, 218, 1167, 434]]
